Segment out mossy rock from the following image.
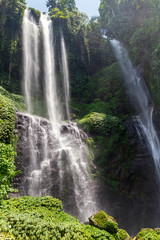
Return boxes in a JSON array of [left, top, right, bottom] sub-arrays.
[[89, 211, 119, 234], [78, 112, 125, 136], [28, 7, 41, 22], [114, 229, 131, 240], [135, 228, 160, 239]]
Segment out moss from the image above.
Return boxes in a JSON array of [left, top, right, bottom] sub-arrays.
[[114, 229, 130, 240], [29, 7, 41, 23], [89, 211, 119, 234], [85, 138, 95, 161], [136, 228, 160, 240]]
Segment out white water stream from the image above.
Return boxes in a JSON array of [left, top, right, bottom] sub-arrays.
[[60, 30, 70, 121], [23, 9, 39, 114], [40, 14, 62, 133], [22, 9, 98, 221], [110, 39, 160, 181]]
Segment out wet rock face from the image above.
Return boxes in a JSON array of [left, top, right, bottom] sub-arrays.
[[124, 116, 159, 200], [13, 112, 60, 196], [12, 111, 94, 219]]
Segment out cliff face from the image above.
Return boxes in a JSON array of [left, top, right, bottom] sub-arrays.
[[124, 116, 159, 200], [13, 111, 61, 197], [12, 110, 160, 234], [13, 111, 159, 201], [13, 111, 94, 218]]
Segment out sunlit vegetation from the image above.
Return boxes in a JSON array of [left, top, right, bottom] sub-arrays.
[[0, 0, 160, 238]]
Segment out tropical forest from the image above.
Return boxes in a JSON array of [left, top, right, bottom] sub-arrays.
[[1, 0, 160, 239]]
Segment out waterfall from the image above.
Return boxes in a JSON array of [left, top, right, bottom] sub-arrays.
[[110, 39, 160, 182], [40, 14, 62, 134], [23, 9, 39, 114], [60, 30, 70, 121], [22, 9, 98, 221]]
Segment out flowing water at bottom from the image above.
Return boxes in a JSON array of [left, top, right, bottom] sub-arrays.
[[18, 113, 98, 221]]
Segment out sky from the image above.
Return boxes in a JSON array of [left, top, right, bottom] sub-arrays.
[[26, 0, 100, 18]]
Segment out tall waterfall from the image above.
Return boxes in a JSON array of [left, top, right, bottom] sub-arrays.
[[40, 14, 62, 132], [23, 9, 39, 114], [110, 39, 160, 181], [60, 30, 70, 121], [22, 9, 98, 221]]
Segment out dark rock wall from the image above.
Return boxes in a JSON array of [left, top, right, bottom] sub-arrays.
[[125, 116, 159, 200]]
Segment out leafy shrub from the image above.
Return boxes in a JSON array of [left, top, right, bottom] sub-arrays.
[[1, 196, 63, 212], [0, 86, 26, 112], [78, 112, 125, 136], [0, 196, 123, 240], [0, 143, 17, 199], [0, 91, 18, 199], [78, 112, 134, 192], [0, 93, 15, 144]]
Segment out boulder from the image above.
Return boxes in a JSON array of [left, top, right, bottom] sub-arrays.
[[135, 228, 160, 239], [89, 210, 118, 234], [114, 229, 131, 240]]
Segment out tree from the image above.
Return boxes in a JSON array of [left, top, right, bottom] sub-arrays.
[[0, 0, 26, 93], [47, 0, 76, 12]]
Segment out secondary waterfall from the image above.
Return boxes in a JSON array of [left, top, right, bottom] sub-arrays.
[[60, 30, 70, 121], [22, 9, 98, 221], [110, 39, 160, 182]]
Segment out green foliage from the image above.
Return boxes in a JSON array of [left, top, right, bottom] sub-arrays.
[[0, 86, 26, 112], [71, 63, 130, 119], [0, 91, 18, 199], [92, 63, 128, 117], [78, 112, 125, 136], [0, 93, 15, 144], [49, 0, 87, 36], [89, 211, 118, 234], [1, 196, 63, 212], [0, 143, 17, 199], [151, 43, 160, 110], [0, 0, 26, 94], [47, 0, 76, 12], [114, 229, 130, 240], [0, 232, 15, 240], [0, 196, 121, 240], [85, 138, 95, 161], [136, 228, 160, 240], [98, 0, 160, 115], [28, 8, 41, 22], [79, 112, 134, 192]]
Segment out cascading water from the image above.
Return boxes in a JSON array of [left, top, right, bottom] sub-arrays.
[[22, 9, 98, 221], [110, 39, 160, 182], [23, 9, 39, 114], [40, 14, 62, 132], [60, 29, 70, 121]]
